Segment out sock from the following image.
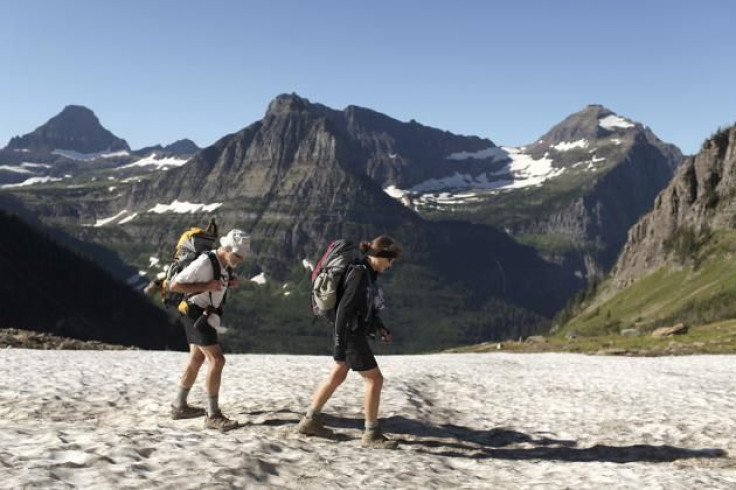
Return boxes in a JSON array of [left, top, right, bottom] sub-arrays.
[[207, 395, 219, 416], [365, 420, 379, 430], [306, 407, 320, 419], [174, 386, 190, 409]]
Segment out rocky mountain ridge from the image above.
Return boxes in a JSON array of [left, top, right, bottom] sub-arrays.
[[611, 124, 736, 289], [0, 95, 690, 351], [132, 138, 200, 157]]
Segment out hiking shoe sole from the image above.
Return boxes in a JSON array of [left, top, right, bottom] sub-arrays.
[[171, 405, 206, 420], [297, 416, 335, 438]]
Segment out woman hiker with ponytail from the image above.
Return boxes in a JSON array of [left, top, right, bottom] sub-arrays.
[[297, 235, 403, 449]]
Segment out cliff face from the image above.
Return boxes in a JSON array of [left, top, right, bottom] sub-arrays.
[[611, 125, 736, 288], [517, 128, 682, 275]]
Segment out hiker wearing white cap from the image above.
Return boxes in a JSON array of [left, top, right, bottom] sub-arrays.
[[168, 229, 250, 432]]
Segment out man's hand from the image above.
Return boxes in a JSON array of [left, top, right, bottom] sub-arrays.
[[228, 277, 239, 288], [378, 326, 392, 343]]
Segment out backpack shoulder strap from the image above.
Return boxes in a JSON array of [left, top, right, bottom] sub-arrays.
[[203, 251, 223, 309], [205, 251, 222, 279], [337, 262, 365, 298]]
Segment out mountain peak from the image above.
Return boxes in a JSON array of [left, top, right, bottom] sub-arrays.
[[266, 93, 312, 116], [133, 138, 200, 157], [48, 105, 105, 132], [5, 105, 129, 154], [535, 105, 637, 146], [59, 104, 97, 117], [164, 138, 199, 154]]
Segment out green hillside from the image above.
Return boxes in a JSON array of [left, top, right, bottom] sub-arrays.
[[558, 229, 736, 337]]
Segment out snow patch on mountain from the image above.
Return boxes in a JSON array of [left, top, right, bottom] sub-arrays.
[[0, 165, 33, 174], [52, 149, 130, 161], [445, 146, 508, 161], [118, 213, 138, 224], [504, 148, 562, 188], [599, 115, 634, 130], [94, 210, 129, 227], [572, 155, 607, 171], [118, 153, 190, 170], [1, 176, 63, 188], [148, 201, 223, 214], [552, 139, 589, 152], [0, 162, 54, 175], [384, 185, 407, 199], [415, 191, 486, 207], [384, 146, 566, 208]]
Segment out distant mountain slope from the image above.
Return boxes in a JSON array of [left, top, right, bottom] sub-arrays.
[[391, 105, 683, 278], [133, 138, 200, 157], [559, 123, 736, 335], [0, 209, 186, 350]]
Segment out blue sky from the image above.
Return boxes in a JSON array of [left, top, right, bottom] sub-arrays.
[[1, 0, 734, 154]]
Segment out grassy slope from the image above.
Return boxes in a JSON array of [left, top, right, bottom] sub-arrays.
[[448, 319, 736, 356], [561, 230, 736, 337], [446, 230, 736, 356]]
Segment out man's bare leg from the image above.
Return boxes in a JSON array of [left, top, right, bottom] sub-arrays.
[[198, 344, 226, 412], [171, 345, 206, 419], [179, 344, 205, 389], [198, 344, 238, 431]]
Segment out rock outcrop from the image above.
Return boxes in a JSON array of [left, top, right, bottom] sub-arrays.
[[611, 124, 736, 288]]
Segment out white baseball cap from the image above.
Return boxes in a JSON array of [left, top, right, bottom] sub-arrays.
[[220, 229, 251, 256]]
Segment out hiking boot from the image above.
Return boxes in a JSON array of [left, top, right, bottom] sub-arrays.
[[297, 414, 334, 438], [361, 427, 398, 449], [170, 404, 206, 420], [204, 412, 240, 432]]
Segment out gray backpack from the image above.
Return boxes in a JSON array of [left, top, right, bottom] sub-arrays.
[[311, 239, 356, 319]]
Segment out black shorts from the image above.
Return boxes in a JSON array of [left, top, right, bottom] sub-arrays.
[[182, 314, 219, 347], [345, 334, 378, 372]]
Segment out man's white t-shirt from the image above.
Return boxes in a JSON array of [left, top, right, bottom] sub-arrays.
[[174, 253, 230, 328]]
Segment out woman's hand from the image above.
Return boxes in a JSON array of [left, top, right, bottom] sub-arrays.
[[378, 326, 392, 343]]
